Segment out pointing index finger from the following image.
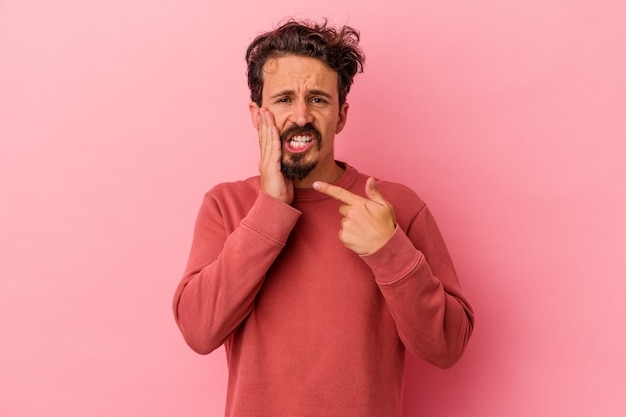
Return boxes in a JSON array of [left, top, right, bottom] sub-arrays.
[[313, 181, 359, 204]]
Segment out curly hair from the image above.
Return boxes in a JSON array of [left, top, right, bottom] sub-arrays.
[[245, 19, 365, 108]]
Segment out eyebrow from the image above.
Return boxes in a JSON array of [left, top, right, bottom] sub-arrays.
[[269, 89, 334, 100]]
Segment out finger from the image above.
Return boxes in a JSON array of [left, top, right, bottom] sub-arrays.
[[338, 204, 352, 218], [261, 107, 276, 125], [312, 181, 361, 205], [364, 177, 388, 206], [258, 117, 272, 164], [258, 109, 280, 158]]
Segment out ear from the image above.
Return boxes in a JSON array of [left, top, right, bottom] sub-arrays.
[[249, 102, 261, 129], [335, 102, 349, 134]]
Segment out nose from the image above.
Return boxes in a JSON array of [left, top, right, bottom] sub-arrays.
[[292, 100, 314, 126]]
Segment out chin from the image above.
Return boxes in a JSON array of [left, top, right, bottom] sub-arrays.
[[281, 158, 318, 181]]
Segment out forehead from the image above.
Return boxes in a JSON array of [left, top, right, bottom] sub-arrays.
[[262, 55, 338, 95]]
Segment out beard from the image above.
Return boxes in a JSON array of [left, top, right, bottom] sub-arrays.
[[280, 123, 322, 181]]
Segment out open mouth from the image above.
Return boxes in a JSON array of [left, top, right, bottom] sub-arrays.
[[286, 135, 314, 152], [281, 123, 321, 154]]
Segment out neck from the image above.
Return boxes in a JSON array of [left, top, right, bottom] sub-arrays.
[[293, 161, 345, 188]]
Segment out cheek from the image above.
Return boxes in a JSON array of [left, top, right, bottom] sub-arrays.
[[268, 110, 289, 130], [323, 116, 341, 134]]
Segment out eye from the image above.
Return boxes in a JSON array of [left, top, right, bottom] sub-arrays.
[[311, 97, 327, 104], [276, 97, 291, 104]]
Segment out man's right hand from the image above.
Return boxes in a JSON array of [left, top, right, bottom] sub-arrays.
[[257, 108, 294, 204]]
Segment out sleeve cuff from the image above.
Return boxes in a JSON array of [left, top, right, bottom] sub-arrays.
[[241, 191, 301, 244], [360, 226, 423, 284]]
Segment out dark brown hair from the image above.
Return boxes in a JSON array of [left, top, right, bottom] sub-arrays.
[[245, 19, 365, 108]]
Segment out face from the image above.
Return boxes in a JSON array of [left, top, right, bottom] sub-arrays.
[[250, 55, 349, 182]]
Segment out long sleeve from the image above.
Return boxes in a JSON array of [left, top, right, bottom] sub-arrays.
[[173, 185, 301, 354], [362, 191, 474, 369]]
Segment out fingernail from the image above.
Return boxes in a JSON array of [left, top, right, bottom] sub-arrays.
[[312, 182, 320, 190]]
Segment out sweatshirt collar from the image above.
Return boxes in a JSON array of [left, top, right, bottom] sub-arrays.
[[293, 161, 359, 202]]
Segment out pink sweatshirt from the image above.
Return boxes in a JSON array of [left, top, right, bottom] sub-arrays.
[[173, 164, 474, 417]]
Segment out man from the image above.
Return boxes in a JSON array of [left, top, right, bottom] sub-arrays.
[[173, 19, 474, 417]]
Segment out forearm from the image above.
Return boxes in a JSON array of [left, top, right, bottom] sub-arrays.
[[363, 220, 474, 368], [173, 191, 300, 354]]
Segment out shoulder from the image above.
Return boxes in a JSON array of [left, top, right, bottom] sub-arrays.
[[376, 180, 428, 232], [376, 179, 427, 228], [194, 176, 262, 230], [198, 176, 261, 218], [348, 165, 425, 210], [376, 180, 425, 208], [204, 176, 260, 200], [349, 166, 427, 229]]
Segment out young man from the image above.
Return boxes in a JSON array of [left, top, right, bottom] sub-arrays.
[[173, 19, 474, 417]]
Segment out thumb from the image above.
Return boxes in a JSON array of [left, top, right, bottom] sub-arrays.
[[365, 177, 386, 204]]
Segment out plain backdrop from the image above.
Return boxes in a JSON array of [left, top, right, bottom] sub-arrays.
[[1, 1, 625, 416]]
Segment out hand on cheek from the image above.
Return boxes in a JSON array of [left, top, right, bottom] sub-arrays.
[[257, 108, 294, 204]]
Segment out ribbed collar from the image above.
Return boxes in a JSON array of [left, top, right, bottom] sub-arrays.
[[293, 161, 359, 202]]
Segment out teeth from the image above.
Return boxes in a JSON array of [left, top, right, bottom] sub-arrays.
[[289, 135, 312, 149], [290, 135, 311, 143]]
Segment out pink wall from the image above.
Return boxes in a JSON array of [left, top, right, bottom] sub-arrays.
[[1, 1, 625, 416]]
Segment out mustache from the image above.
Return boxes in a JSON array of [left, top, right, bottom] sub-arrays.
[[280, 123, 321, 143]]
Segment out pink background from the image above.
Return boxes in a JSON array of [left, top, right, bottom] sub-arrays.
[[1, 1, 625, 416]]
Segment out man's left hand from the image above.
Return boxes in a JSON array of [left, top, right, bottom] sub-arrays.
[[313, 177, 396, 255]]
